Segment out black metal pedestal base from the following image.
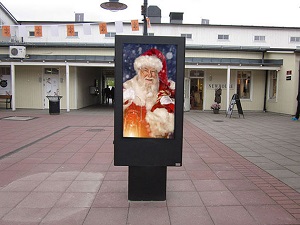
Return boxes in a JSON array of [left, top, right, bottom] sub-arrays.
[[128, 166, 167, 201]]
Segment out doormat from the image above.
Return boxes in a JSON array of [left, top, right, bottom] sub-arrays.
[[2, 116, 37, 121]]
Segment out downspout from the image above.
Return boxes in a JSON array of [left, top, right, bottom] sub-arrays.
[[263, 70, 268, 112], [262, 51, 267, 112]]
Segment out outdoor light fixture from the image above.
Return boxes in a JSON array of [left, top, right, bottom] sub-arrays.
[[100, 0, 148, 36], [100, 0, 127, 11]]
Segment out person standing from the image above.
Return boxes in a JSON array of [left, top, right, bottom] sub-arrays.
[[292, 92, 300, 121], [104, 85, 111, 104]]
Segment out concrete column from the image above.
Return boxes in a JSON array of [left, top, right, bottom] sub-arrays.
[[10, 63, 16, 111], [226, 66, 231, 110], [66, 63, 70, 112]]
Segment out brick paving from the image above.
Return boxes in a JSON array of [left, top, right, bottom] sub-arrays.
[[0, 107, 299, 225]]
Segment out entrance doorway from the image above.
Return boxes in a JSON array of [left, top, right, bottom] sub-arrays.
[[43, 68, 60, 109], [102, 69, 115, 105], [190, 78, 203, 110]]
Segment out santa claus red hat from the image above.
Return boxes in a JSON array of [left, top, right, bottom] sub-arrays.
[[134, 48, 169, 86]]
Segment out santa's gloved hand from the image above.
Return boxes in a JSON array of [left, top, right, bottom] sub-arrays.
[[160, 95, 174, 105], [123, 88, 135, 102]]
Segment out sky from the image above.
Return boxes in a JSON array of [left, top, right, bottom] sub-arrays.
[[1, 0, 300, 27]]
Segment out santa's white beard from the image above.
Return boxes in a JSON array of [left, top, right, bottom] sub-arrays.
[[137, 76, 159, 110]]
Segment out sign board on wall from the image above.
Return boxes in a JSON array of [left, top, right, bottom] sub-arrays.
[[208, 83, 233, 89]]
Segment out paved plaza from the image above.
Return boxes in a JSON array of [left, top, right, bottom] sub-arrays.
[[0, 106, 299, 225]]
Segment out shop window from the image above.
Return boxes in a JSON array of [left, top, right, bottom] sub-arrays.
[[237, 71, 251, 99], [268, 70, 277, 100], [44, 68, 59, 74], [0, 67, 10, 75]]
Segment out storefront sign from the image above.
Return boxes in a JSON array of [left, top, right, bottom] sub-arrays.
[[208, 83, 233, 89]]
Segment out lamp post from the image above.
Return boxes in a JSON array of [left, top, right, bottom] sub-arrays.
[[100, 0, 148, 36]]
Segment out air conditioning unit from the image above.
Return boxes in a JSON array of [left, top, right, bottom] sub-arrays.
[[9, 46, 26, 58]]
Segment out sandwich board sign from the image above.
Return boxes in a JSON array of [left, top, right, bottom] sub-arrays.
[[226, 94, 244, 118]]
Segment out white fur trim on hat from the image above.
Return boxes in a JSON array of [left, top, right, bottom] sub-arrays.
[[134, 55, 163, 73]]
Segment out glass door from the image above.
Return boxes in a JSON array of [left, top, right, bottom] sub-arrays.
[[190, 78, 203, 110]]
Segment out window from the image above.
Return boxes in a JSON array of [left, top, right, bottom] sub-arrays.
[[44, 68, 59, 75], [290, 37, 300, 42], [29, 31, 35, 37], [0, 67, 10, 75], [254, 35, 265, 41], [268, 70, 277, 99], [218, 34, 229, 40], [105, 32, 116, 38], [148, 33, 154, 36], [237, 71, 251, 99], [181, 33, 192, 39]]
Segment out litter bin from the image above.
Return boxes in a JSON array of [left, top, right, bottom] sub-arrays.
[[46, 96, 62, 115]]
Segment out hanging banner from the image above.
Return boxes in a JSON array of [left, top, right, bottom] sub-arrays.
[[99, 23, 107, 34], [115, 21, 123, 33], [50, 25, 59, 37], [18, 25, 27, 37], [34, 25, 43, 37], [131, 20, 139, 31], [146, 17, 151, 28], [83, 23, 91, 35], [2, 26, 10, 37], [67, 24, 75, 36]]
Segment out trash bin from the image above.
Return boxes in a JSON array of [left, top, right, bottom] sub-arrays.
[[46, 96, 62, 115]]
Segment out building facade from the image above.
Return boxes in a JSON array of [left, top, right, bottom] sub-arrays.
[[0, 3, 299, 115]]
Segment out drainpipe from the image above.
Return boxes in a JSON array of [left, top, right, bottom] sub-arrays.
[[262, 51, 267, 112], [10, 63, 16, 111], [263, 70, 268, 112]]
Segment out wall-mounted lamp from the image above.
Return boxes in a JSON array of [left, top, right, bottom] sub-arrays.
[[38, 77, 42, 83], [60, 78, 64, 83]]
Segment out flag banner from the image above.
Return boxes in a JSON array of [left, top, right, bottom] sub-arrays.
[[99, 23, 107, 34], [2, 25, 11, 37], [18, 25, 27, 37], [83, 23, 91, 35], [146, 18, 151, 28], [67, 24, 75, 36], [34, 26, 43, 37], [115, 21, 123, 33], [131, 20, 139, 31], [50, 25, 59, 36]]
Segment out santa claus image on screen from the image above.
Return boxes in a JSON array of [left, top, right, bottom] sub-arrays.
[[123, 48, 175, 138]]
